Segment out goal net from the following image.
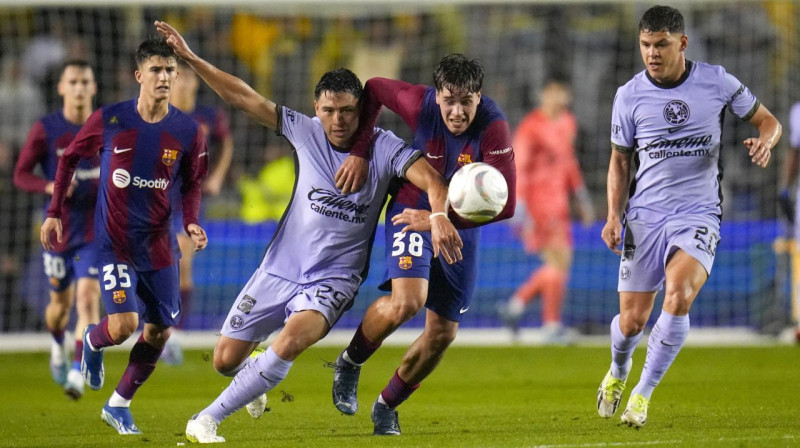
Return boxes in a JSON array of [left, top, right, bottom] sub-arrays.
[[0, 1, 796, 338]]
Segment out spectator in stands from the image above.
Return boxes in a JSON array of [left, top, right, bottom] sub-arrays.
[[238, 144, 295, 223], [499, 79, 593, 343]]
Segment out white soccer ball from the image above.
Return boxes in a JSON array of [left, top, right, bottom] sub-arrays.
[[447, 162, 508, 223]]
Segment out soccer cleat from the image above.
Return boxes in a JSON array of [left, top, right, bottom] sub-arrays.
[[332, 351, 360, 415], [101, 402, 142, 435], [245, 393, 268, 419], [81, 324, 104, 390], [597, 370, 626, 418], [186, 414, 225, 444], [160, 336, 183, 365], [64, 368, 84, 400], [49, 339, 69, 385], [621, 393, 649, 428], [371, 399, 401, 436], [497, 303, 522, 337]]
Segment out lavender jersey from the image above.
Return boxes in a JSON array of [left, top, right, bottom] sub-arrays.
[[263, 106, 421, 284], [611, 61, 759, 219]]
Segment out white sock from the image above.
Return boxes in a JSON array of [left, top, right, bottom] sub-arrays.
[[507, 297, 525, 316], [108, 391, 131, 408], [342, 351, 362, 366]]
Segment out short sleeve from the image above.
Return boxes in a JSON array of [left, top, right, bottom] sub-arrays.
[[275, 105, 316, 150], [721, 70, 759, 121], [372, 129, 421, 179], [610, 88, 635, 152]]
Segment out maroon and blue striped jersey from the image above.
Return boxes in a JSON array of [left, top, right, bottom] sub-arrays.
[[47, 99, 208, 271], [352, 78, 516, 229], [14, 111, 99, 252]]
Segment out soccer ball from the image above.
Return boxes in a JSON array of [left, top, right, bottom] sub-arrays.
[[447, 162, 508, 223]]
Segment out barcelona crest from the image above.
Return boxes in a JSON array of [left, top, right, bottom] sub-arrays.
[[457, 153, 473, 166], [399, 256, 413, 270], [112, 290, 127, 304], [162, 148, 178, 166]]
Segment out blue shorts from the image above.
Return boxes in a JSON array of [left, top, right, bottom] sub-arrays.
[[96, 253, 181, 327], [43, 243, 98, 292], [618, 213, 720, 292], [380, 202, 479, 322]]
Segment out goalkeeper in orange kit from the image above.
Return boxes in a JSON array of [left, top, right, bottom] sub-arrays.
[[500, 80, 593, 343]]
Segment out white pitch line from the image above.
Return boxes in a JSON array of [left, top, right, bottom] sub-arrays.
[[531, 434, 797, 448]]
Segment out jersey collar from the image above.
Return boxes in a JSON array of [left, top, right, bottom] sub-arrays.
[[645, 60, 694, 90]]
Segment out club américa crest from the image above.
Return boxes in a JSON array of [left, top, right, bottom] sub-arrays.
[[663, 100, 690, 126]]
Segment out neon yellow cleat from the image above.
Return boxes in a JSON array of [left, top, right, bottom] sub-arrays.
[[621, 393, 649, 428], [597, 370, 626, 418]]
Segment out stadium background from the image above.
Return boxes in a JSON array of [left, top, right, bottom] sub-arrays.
[[0, 1, 796, 341]]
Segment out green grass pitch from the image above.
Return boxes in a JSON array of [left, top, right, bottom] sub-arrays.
[[0, 345, 798, 447]]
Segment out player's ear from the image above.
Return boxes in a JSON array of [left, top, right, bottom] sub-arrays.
[[680, 34, 688, 51]]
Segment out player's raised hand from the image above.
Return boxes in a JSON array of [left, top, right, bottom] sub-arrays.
[[744, 137, 771, 168], [154, 21, 195, 60], [187, 223, 208, 252], [601, 218, 623, 255], [335, 155, 368, 195], [40, 217, 62, 252], [429, 212, 463, 264]]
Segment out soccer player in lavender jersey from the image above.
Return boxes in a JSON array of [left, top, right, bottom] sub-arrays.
[[155, 20, 462, 443], [40, 38, 209, 435], [161, 59, 235, 365], [596, 5, 781, 428], [13, 60, 101, 399], [331, 54, 516, 435], [780, 102, 800, 342]]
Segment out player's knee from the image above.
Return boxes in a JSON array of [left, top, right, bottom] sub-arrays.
[[212, 348, 245, 376], [388, 293, 425, 322], [618, 314, 646, 336]]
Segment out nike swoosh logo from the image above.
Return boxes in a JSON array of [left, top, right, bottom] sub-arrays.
[[660, 340, 679, 346], [199, 152, 208, 157], [426, 153, 443, 159], [113, 146, 133, 154], [459, 306, 469, 314], [667, 125, 689, 134], [171, 309, 180, 319]]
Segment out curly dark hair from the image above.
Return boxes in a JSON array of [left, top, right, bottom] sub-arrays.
[[135, 36, 176, 67]]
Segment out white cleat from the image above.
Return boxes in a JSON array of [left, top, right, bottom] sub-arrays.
[[620, 393, 649, 428], [186, 414, 225, 444], [597, 370, 626, 418], [50, 339, 69, 385], [64, 368, 84, 400], [245, 393, 268, 419]]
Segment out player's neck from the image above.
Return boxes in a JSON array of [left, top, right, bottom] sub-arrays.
[[137, 96, 170, 123], [62, 104, 92, 125]]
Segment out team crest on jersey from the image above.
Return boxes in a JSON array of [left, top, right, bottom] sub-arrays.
[[162, 149, 178, 166], [399, 256, 413, 270], [112, 290, 127, 304], [230, 315, 244, 329], [457, 153, 473, 166], [109, 116, 118, 125], [237, 295, 257, 314], [49, 277, 60, 288], [663, 100, 690, 125]]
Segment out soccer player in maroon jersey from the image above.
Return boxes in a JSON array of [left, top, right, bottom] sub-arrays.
[[160, 59, 234, 365], [13, 60, 101, 400], [41, 38, 208, 435], [331, 55, 516, 435]]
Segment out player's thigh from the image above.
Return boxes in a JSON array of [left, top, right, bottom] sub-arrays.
[[271, 310, 330, 361], [136, 262, 181, 327], [73, 244, 100, 304], [389, 277, 429, 311], [617, 216, 668, 292], [42, 249, 76, 295], [663, 250, 708, 314], [96, 255, 141, 317], [288, 277, 361, 330], [221, 269, 303, 343], [383, 207, 434, 285]]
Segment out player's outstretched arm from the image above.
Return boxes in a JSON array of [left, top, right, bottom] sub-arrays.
[[744, 104, 782, 168], [40, 217, 62, 252], [601, 149, 631, 255], [155, 21, 278, 130], [403, 158, 463, 264]]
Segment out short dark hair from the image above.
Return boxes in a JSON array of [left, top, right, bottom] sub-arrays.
[[60, 59, 93, 76], [639, 5, 685, 34], [314, 68, 363, 101], [135, 37, 176, 67], [433, 54, 483, 95]]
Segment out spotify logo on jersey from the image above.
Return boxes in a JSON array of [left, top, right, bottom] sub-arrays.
[[112, 168, 131, 188]]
